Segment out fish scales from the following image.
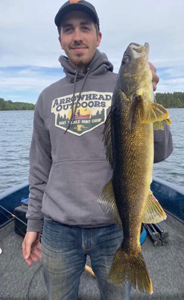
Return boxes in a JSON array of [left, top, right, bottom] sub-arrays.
[[112, 91, 152, 252], [98, 42, 171, 294]]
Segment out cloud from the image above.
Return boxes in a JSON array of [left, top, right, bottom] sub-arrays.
[[0, 67, 63, 91], [1, 0, 184, 103], [0, 66, 64, 103]]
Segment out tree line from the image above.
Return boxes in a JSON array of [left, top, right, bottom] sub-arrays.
[[0, 98, 35, 110], [155, 92, 184, 108], [1, 92, 184, 110]]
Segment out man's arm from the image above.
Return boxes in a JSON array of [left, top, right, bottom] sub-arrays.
[[22, 94, 52, 265], [27, 94, 52, 232], [154, 123, 173, 163], [149, 62, 173, 162]]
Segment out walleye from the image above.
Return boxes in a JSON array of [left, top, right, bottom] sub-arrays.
[[98, 42, 171, 293]]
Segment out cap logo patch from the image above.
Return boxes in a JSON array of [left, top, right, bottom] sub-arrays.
[[70, 0, 81, 3]]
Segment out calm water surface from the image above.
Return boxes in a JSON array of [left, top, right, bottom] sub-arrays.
[[153, 108, 184, 187], [0, 109, 183, 193], [0, 111, 33, 193]]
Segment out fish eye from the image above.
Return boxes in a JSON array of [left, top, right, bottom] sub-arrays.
[[122, 55, 131, 65]]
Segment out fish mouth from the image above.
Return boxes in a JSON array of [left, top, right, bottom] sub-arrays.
[[130, 42, 149, 58]]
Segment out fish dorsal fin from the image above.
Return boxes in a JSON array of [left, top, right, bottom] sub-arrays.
[[98, 180, 122, 228], [141, 191, 167, 223], [103, 110, 113, 168]]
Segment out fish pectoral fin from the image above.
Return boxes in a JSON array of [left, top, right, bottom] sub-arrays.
[[143, 103, 172, 126], [164, 118, 172, 125], [128, 94, 144, 132], [153, 121, 164, 130], [108, 246, 153, 294], [141, 191, 167, 223], [97, 180, 122, 228], [153, 117, 172, 130], [103, 110, 113, 168]]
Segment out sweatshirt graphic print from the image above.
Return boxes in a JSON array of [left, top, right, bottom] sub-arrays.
[[51, 92, 112, 136]]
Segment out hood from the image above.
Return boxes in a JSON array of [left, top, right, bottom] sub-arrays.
[[58, 49, 114, 83]]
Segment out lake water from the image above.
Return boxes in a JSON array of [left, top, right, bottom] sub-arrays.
[[0, 109, 183, 193]]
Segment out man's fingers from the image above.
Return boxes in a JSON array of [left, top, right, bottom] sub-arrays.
[[22, 242, 32, 265], [22, 232, 41, 265], [36, 240, 42, 251], [148, 61, 159, 91], [25, 257, 33, 266], [152, 82, 157, 92], [32, 243, 42, 259], [22, 240, 31, 260], [148, 61, 156, 72], [30, 252, 38, 262], [23, 246, 41, 265]]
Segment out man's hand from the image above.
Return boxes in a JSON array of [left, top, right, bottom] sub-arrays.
[[22, 232, 42, 266], [148, 62, 159, 91]]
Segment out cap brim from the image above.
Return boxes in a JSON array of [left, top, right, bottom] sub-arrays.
[[55, 3, 99, 28]]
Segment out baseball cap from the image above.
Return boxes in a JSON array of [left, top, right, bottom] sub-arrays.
[[54, 0, 100, 30]]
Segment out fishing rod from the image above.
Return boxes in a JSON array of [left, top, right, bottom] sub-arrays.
[[0, 205, 27, 226], [0, 204, 27, 255]]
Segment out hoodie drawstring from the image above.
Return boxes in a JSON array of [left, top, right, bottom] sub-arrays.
[[65, 68, 90, 133]]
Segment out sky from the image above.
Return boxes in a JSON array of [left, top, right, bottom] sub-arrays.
[[1, 0, 184, 104]]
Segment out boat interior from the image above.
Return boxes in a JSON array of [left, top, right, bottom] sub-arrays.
[[0, 177, 184, 300]]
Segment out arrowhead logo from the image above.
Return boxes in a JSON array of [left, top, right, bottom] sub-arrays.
[[51, 91, 112, 136]]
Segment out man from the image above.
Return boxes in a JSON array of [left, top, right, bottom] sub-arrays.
[[22, 1, 173, 299]]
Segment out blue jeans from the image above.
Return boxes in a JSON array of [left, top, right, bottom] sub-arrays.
[[41, 216, 131, 300]]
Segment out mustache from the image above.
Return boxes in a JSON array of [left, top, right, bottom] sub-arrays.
[[70, 41, 88, 48]]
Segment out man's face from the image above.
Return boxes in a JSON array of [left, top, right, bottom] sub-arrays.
[[59, 11, 102, 73]]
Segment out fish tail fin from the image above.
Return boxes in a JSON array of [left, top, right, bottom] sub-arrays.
[[108, 246, 153, 294]]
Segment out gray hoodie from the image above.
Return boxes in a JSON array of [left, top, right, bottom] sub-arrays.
[[26, 49, 173, 232]]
